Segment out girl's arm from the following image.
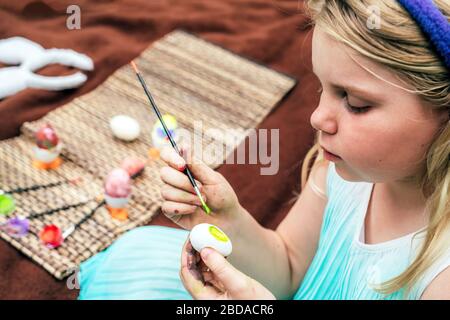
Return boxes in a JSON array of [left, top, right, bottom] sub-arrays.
[[160, 146, 329, 299], [223, 160, 330, 299]]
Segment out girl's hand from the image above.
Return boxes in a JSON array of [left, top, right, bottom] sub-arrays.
[[180, 238, 276, 300], [159, 145, 241, 230]]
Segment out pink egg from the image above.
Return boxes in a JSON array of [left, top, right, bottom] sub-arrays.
[[104, 168, 131, 198], [120, 157, 145, 177], [35, 124, 59, 150]]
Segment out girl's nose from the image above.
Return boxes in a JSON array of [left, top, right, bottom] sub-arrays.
[[310, 97, 338, 135]]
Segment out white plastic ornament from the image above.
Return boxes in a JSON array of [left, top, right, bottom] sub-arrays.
[[0, 37, 93, 99]]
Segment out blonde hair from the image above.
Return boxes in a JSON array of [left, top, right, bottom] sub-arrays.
[[301, 0, 450, 296]]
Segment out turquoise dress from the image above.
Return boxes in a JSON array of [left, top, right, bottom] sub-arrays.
[[78, 162, 450, 300]]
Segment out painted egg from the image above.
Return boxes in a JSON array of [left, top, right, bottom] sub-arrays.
[[35, 124, 59, 150], [153, 114, 178, 138], [151, 114, 178, 148], [110, 115, 141, 141], [189, 223, 232, 257], [39, 224, 63, 248], [2, 217, 29, 237], [104, 168, 131, 198], [120, 157, 146, 177], [0, 193, 16, 216]]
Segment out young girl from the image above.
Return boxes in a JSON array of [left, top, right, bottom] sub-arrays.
[[78, 0, 449, 299]]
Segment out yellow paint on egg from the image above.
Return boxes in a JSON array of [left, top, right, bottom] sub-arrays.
[[209, 225, 229, 242]]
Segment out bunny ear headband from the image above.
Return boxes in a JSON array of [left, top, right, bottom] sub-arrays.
[[397, 0, 450, 71], [0, 37, 94, 99]]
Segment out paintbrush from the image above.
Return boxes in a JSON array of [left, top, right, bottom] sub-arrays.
[[130, 61, 211, 215], [0, 177, 83, 195]]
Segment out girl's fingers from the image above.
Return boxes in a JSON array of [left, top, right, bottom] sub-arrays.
[[162, 145, 219, 186], [180, 145, 219, 185], [199, 248, 248, 297], [161, 201, 198, 216], [160, 146, 186, 171], [198, 260, 209, 272], [160, 166, 202, 194], [203, 271, 214, 283], [161, 185, 206, 206], [180, 239, 205, 294], [180, 239, 222, 300], [180, 257, 220, 299], [203, 273, 226, 292], [180, 265, 219, 299]]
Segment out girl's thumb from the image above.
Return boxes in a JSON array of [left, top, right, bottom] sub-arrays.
[[200, 248, 247, 294]]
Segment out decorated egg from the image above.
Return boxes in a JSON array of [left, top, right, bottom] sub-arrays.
[[104, 168, 131, 200], [110, 115, 141, 141], [189, 223, 232, 257], [2, 217, 29, 237], [120, 157, 146, 177], [0, 193, 15, 216], [151, 114, 178, 148], [39, 224, 63, 248], [35, 124, 59, 150]]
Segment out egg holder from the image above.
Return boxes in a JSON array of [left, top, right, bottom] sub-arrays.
[[32, 142, 63, 170]]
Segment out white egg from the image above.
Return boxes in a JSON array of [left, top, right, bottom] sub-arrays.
[[109, 115, 140, 141], [189, 223, 232, 257]]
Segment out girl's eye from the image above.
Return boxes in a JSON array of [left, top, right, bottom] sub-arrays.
[[343, 93, 370, 114]]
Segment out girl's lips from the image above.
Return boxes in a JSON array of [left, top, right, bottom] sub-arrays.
[[321, 146, 342, 160]]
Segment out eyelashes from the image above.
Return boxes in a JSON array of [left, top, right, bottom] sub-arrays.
[[317, 85, 371, 114], [343, 94, 371, 114], [343, 95, 370, 114]]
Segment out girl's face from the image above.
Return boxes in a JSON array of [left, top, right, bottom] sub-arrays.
[[310, 27, 447, 183]]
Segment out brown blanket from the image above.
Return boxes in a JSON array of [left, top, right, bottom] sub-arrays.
[[0, 0, 319, 299]]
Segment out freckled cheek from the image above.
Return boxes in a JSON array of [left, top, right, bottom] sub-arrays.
[[338, 129, 382, 164], [385, 127, 432, 165], [346, 132, 425, 172]]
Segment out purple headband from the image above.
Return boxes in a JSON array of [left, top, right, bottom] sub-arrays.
[[397, 0, 450, 71]]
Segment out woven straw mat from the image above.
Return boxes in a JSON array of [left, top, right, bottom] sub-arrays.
[[0, 30, 296, 279]]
